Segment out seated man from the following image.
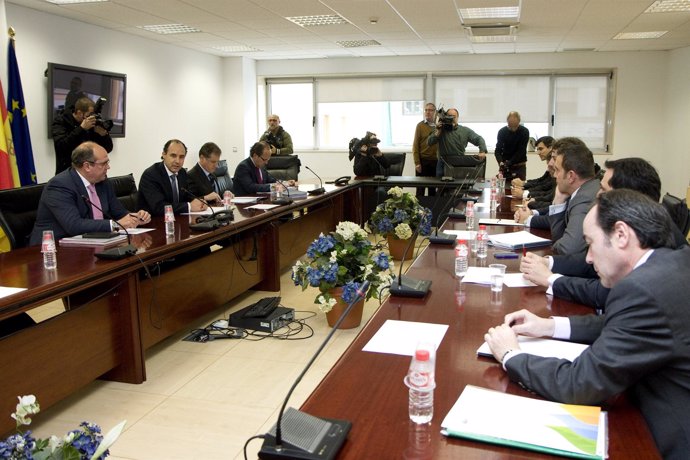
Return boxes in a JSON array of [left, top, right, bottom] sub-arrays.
[[349, 132, 390, 177], [485, 189, 690, 459], [260, 114, 293, 156], [233, 141, 295, 196], [521, 157, 688, 311], [30, 142, 150, 245], [187, 141, 230, 203], [511, 135, 555, 206], [138, 139, 207, 216]]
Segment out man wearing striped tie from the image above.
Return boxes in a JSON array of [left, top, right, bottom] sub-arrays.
[[186, 141, 229, 203], [232, 141, 295, 196]]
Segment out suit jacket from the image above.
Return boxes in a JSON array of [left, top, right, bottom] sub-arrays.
[[187, 163, 216, 198], [549, 178, 599, 254], [138, 161, 191, 216], [506, 246, 690, 459], [232, 157, 275, 196], [29, 168, 127, 245]]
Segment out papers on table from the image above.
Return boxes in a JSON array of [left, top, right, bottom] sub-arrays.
[[502, 273, 537, 288], [184, 206, 227, 215], [59, 234, 128, 248], [477, 335, 589, 361], [362, 319, 448, 356], [478, 218, 525, 227], [246, 203, 280, 210], [232, 196, 262, 204], [441, 230, 475, 240], [118, 228, 154, 235], [488, 230, 551, 250], [460, 267, 497, 285], [0, 286, 26, 299], [441, 385, 607, 459]]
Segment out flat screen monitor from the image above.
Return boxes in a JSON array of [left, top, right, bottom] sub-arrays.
[[47, 62, 126, 138]]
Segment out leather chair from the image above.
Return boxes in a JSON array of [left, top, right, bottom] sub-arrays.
[[108, 173, 138, 212], [662, 193, 690, 237], [382, 152, 406, 176], [0, 183, 45, 250], [214, 159, 234, 194], [443, 155, 486, 181], [266, 155, 301, 181]]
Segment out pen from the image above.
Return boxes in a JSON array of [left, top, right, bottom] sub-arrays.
[[522, 244, 526, 257], [129, 213, 145, 221]]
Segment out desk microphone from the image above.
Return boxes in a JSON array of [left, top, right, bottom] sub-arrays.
[[428, 171, 473, 245], [389, 211, 432, 298], [438, 155, 455, 182], [258, 282, 370, 459], [266, 172, 293, 205], [370, 154, 388, 182], [180, 188, 234, 231], [80, 195, 137, 260], [447, 160, 486, 219], [304, 166, 326, 195]]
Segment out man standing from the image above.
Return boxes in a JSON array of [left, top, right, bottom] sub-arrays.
[[495, 111, 529, 180], [30, 142, 150, 245], [412, 103, 438, 197], [138, 139, 207, 216], [260, 114, 293, 156], [233, 141, 295, 196], [52, 96, 113, 175], [485, 189, 690, 459], [187, 141, 229, 202], [427, 107, 487, 178]]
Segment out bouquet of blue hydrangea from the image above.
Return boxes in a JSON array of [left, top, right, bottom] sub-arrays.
[[0, 395, 125, 460], [368, 187, 432, 240], [292, 221, 394, 313]]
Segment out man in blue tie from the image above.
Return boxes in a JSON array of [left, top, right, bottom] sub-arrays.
[[187, 141, 230, 203]]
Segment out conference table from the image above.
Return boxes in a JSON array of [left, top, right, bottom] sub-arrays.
[[300, 188, 661, 459]]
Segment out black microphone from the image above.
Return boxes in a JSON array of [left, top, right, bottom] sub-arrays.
[[258, 281, 370, 459], [180, 187, 234, 231], [438, 155, 455, 182], [428, 176, 471, 245], [446, 160, 486, 219], [389, 211, 432, 298], [370, 153, 388, 181], [81, 194, 137, 260], [265, 172, 293, 206], [304, 165, 326, 195]]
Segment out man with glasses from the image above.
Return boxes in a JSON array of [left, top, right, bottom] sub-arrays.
[[260, 114, 293, 156], [52, 96, 113, 175], [233, 141, 295, 196], [412, 102, 439, 197], [30, 142, 150, 245]]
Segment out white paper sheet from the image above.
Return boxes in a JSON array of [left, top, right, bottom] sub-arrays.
[[441, 230, 475, 239], [502, 273, 537, 287], [478, 218, 525, 227], [459, 267, 495, 285], [232, 197, 262, 204], [246, 203, 280, 210], [118, 228, 155, 234], [0, 286, 26, 299], [362, 319, 449, 356], [476, 336, 589, 361]]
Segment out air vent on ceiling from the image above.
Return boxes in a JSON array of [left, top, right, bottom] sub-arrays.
[[465, 24, 517, 37]]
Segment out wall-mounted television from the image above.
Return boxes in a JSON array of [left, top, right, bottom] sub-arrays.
[[47, 62, 126, 138]]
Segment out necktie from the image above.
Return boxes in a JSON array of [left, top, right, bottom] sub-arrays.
[[171, 174, 179, 204], [256, 167, 263, 184], [209, 174, 218, 194], [87, 184, 103, 219], [564, 197, 571, 226]]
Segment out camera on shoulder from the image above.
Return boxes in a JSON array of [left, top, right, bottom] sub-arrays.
[[436, 106, 455, 131]]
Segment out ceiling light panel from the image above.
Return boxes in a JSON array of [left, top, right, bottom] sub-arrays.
[[139, 24, 201, 35], [45, 0, 108, 3], [336, 40, 381, 48], [470, 35, 516, 43], [645, 0, 690, 13], [212, 45, 261, 53], [458, 7, 520, 20], [286, 15, 348, 27], [613, 31, 668, 39]]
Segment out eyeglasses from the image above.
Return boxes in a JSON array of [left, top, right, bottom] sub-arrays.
[[259, 156, 271, 162], [87, 159, 110, 167]]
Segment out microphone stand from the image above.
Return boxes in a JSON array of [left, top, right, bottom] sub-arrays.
[[258, 282, 370, 459], [304, 165, 326, 195], [180, 188, 233, 231], [438, 154, 455, 182], [447, 160, 485, 219], [427, 178, 470, 245], [370, 153, 388, 182], [389, 211, 432, 298], [266, 172, 293, 205], [81, 194, 137, 259]]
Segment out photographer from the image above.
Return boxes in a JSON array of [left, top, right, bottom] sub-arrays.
[[259, 114, 293, 155], [495, 111, 529, 180], [427, 107, 487, 177], [52, 96, 113, 175], [350, 131, 390, 177]]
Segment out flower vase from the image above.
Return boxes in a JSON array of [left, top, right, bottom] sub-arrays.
[[387, 234, 417, 260], [325, 287, 365, 329]]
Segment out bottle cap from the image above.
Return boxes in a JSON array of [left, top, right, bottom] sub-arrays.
[[479, 224, 486, 230], [415, 349, 430, 361]]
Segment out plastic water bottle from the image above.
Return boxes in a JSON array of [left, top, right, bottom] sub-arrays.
[[405, 346, 435, 424], [490, 188, 497, 213], [477, 224, 488, 259], [454, 239, 468, 277], [164, 204, 175, 236], [223, 190, 233, 210], [465, 201, 475, 231], [41, 230, 57, 270]]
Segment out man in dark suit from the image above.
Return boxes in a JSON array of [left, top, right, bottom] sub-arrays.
[[485, 189, 690, 459], [30, 142, 150, 245], [138, 139, 208, 216], [187, 141, 232, 202], [233, 141, 295, 196]]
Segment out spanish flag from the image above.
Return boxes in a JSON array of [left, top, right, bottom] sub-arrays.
[[0, 71, 18, 252]]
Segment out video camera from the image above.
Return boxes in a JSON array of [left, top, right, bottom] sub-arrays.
[[348, 131, 381, 160], [436, 106, 455, 131], [93, 97, 114, 131]]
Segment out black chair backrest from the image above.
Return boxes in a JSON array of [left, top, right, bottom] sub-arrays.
[[214, 159, 234, 194], [108, 173, 138, 212], [443, 155, 487, 180], [0, 183, 46, 249], [662, 193, 690, 237], [382, 152, 406, 176], [266, 155, 301, 181]]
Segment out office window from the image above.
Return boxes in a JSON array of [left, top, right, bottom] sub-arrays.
[[266, 82, 314, 149], [553, 75, 609, 150]]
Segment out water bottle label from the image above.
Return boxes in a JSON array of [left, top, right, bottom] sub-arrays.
[[409, 371, 431, 388]]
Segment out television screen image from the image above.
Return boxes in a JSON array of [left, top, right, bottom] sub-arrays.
[[47, 62, 127, 137]]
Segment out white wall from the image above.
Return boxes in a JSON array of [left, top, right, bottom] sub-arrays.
[[5, 3, 227, 183], [665, 46, 690, 198]]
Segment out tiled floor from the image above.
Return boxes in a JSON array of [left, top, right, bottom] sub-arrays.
[[26, 251, 413, 460]]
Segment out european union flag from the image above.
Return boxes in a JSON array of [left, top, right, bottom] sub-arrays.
[[7, 37, 36, 185]]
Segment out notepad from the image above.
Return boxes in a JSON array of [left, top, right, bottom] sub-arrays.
[[479, 218, 525, 227], [488, 230, 551, 250], [477, 336, 589, 362], [441, 385, 607, 459], [59, 234, 128, 248]]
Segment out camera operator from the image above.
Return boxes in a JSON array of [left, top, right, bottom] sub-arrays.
[[259, 114, 293, 156], [52, 96, 113, 175], [495, 111, 529, 180], [427, 107, 487, 178], [350, 131, 390, 177]]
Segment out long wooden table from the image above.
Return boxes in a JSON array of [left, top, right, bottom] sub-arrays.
[[301, 190, 661, 459]]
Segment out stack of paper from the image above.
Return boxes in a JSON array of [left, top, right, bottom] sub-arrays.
[[476, 336, 589, 361], [478, 218, 525, 227], [59, 234, 128, 248], [441, 385, 607, 459], [488, 230, 551, 250]]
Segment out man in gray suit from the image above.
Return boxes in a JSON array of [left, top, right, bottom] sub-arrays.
[[485, 189, 690, 459]]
